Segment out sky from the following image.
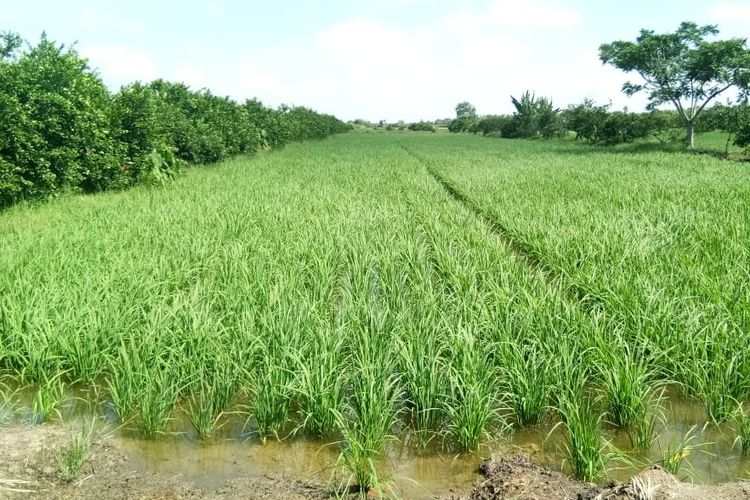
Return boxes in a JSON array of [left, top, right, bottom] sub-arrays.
[[4, 1, 750, 122]]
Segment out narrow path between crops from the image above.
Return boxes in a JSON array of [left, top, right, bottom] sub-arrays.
[[396, 139, 608, 319]]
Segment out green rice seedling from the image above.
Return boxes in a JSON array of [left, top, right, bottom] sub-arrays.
[[445, 328, 500, 452], [596, 344, 653, 429], [503, 341, 550, 427], [594, 342, 664, 451], [57, 420, 96, 482], [137, 368, 178, 437], [659, 425, 704, 477], [554, 394, 610, 482], [700, 354, 745, 424], [187, 385, 225, 438], [30, 375, 66, 424], [733, 403, 750, 456], [294, 328, 346, 437], [186, 363, 237, 438], [0, 382, 16, 425], [627, 409, 661, 453], [334, 366, 401, 496], [106, 345, 145, 420], [17, 330, 60, 385], [395, 324, 447, 445], [55, 325, 106, 385], [549, 340, 590, 412], [251, 356, 294, 442], [334, 317, 401, 495]]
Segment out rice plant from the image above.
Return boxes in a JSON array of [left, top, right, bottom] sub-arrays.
[[734, 403, 750, 456], [295, 328, 346, 437], [250, 355, 294, 442], [30, 375, 66, 424], [555, 394, 610, 482], [137, 367, 179, 437], [57, 420, 96, 482], [395, 322, 447, 445], [106, 345, 145, 420], [503, 341, 550, 427], [335, 344, 401, 495], [659, 426, 704, 477], [444, 327, 502, 452]]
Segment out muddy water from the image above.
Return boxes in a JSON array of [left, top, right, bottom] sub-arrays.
[[114, 397, 750, 499], [3, 383, 749, 496], [118, 436, 485, 498]]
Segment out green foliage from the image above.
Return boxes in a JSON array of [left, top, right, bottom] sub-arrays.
[[711, 104, 750, 150], [504, 91, 563, 139], [57, 422, 95, 482], [563, 99, 611, 141], [31, 376, 66, 424], [475, 115, 511, 136], [600, 21, 750, 148], [408, 121, 436, 132], [554, 384, 612, 482], [0, 32, 347, 209], [449, 101, 478, 133], [0, 33, 120, 205], [594, 112, 652, 145]]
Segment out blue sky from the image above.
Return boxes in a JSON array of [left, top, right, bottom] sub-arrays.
[[4, 1, 749, 121]]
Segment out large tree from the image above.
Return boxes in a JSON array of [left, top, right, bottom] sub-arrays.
[[448, 101, 478, 133], [600, 21, 750, 149]]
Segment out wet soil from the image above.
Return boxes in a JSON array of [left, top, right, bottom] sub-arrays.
[[465, 455, 750, 500], [0, 425, 329, 499], [1, 425, 749, 499]]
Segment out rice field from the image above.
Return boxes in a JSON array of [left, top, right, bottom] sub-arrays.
[[1, 132, 749, 494]]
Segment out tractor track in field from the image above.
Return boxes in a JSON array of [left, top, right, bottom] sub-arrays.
[[397, 141, 610, 321]]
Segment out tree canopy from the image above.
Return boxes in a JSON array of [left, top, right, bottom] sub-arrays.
[[600, 21, 750, 148]]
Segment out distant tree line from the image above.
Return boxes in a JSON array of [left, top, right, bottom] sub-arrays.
[[445, 95, 750, 151], [0, 32, 349, 208], [441, 21, 750, 153]]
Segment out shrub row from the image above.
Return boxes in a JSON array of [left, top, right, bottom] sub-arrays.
[[446, 95, 749, 149], [0, 33, 349, 208]]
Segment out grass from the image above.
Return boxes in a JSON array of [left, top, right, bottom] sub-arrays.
[[57, 421, 96, 482], [556, 395, 610, 482], [658, 425, 705, 477], [734, 404, 750, 457], [1, 132, 749, 485]]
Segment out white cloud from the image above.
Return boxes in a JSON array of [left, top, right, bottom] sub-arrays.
[[78, 8, 148, 34], [708, 2, 750, 24], [79, 44, 159, 85], [486, 0, 583, 28], [314, 1, 585, 121]]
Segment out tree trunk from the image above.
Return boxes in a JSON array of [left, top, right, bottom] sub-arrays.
[[686, 120, 695, 149]]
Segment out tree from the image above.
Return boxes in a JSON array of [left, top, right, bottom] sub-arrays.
[[713, 104, 750, 153], [455, 101, 477, 119], [449, 101, 478, 132], [504, 91, 563, 139], [600, 21, 750, 149], [563, 99, 610, 141], [0, 31, 22, 59], [475, 115, 511, 136]]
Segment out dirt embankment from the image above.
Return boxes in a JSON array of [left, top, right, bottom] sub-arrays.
[[464, 455, 750, 500], [2, 425, 749, 499]]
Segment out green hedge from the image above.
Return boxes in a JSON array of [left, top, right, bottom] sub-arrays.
[[0, 32, 350, 208]]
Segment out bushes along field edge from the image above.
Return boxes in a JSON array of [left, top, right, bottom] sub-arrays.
[[0, 31, 350, 208]]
